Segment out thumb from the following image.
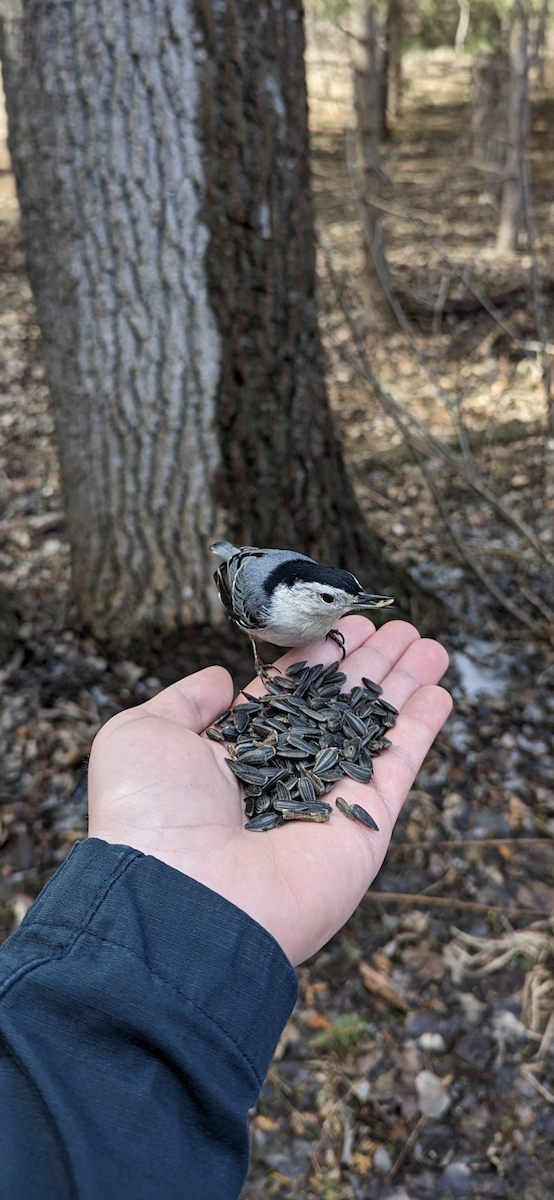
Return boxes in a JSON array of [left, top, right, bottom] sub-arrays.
[[143, 665, 235, 734]]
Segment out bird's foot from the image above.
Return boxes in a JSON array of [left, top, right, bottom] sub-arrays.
[[326, 628, 346, 660], [257, 663, 282, 681], [250, 639, 281, 679]]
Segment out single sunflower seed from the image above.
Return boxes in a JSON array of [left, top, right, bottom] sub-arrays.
[[351, 804, 379, 831], [206, 725, 225, 743], [285, 659, 308, 677], [342, 761, 374, 783], [298, 777, 317, 805], [245, 812, 284, 831]]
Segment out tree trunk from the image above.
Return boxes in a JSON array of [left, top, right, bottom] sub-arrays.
[[0, 0, 430, 643], [384, 0, 403, 128], [454, 0, 470, 55], [497, 14, 530, 254], [470, 50, 508, 167], [353, 4, 391, 319]]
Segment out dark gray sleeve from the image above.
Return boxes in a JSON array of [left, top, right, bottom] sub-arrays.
[[0, 839, 298, 1199]]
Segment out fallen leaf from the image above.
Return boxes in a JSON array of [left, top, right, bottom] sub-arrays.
[[359, 960, 409, 1010]]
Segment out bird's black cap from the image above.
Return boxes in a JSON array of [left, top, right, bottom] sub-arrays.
[[263, 559, 361, 597]]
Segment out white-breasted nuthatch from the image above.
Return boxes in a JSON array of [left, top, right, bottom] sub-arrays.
[[210, 541, 394, 676]]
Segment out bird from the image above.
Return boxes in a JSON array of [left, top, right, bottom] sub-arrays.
[[210, 541, 394, 676]]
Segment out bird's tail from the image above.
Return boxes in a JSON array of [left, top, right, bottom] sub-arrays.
[[210, 541, 238, 561]]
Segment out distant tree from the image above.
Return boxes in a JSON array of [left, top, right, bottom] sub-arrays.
[[497, 9, 530, 253], [0, 0, 423, 644]]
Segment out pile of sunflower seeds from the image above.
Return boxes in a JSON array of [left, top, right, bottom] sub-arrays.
[[206, 659, 398, 832]]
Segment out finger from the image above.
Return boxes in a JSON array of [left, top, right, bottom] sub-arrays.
[[144, 665, 235, 733], [371, 637, 449, 711], [364, 684, 453, 835], [241, 614, 377, 698], [342, 619, 421, 688]]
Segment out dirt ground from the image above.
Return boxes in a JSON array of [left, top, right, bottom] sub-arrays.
[[1, 30, 554, 1200]]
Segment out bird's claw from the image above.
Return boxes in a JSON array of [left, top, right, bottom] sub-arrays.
[[326, 628, 346, 660]]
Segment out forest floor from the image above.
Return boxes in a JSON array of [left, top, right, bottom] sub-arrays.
[[1, 34, 554, 1200]]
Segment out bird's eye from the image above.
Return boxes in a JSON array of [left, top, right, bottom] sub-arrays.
[[321, 593, 334, 603]]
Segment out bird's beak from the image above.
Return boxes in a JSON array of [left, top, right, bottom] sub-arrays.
[[353, 593, 395, 610]]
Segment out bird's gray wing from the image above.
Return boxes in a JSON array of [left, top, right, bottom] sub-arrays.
[[230, 547, 316, 629]]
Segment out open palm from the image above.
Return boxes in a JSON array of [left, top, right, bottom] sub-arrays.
[[88, 617, 452, 965]]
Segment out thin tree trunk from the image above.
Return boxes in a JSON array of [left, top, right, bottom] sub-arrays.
[[455, 0, 470, 55], [497, 13, 530, 254], [0, 0, 424, 642], [384, 0, 403, 128], [353, 4, 391, 319]]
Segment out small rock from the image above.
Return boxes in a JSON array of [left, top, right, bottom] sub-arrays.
[[441, 1161, 473, 1197], [9, 528, 31, 550], [112, 660, 146, 688], [350, 1078, 371, 1102], [373, 1144, 392, 1173], [459, 993, 486, 1024], [11, 894, 33, 926], [419, 1031, 447, 1053], [415, 1069, 451, 1118]]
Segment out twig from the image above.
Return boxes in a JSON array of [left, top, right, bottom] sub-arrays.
[[519, 584, 554, 624], [386, 1075, 454, 1182], [433, 272, 451, 337], [521, 1064, 554, 1105], [318, 234, 553, 569], [536, 1008, 554, 1062], [388, 837, 554, 851], [365, 891, 550, 918]]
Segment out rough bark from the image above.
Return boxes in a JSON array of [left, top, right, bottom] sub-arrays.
[[1, 0, 430, 642], [497, 15, 530, 255]]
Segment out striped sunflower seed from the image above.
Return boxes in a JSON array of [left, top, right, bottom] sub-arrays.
[[274, 780, 291, 805], [351, 804, 379, 831], [314, 746, 339, 772], [362, 677, 383, 695], [342, 761, 374, 783], [238, 747, 276, 766], [225, 759, 271, 786], [287, 734, 316, 754], [316, 765, 344, 783], [220, 722, 238, 739], [342, 712, 367, 738], [273, 798, 310, 814], [298, 777, 317, 804], [245, 812, 284, 831], [233, 709, 251, 733], [276, 746, 312, 760], [206, 725, 225, 743], [285, 660, 308, 677], [305, 663, 325, 685], [304, 770, 327, 796], [267, 697, 299, 714], [255, 793, 273, 815]]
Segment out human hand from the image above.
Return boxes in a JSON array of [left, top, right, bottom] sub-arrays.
[[88, 618, 452, 966]]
